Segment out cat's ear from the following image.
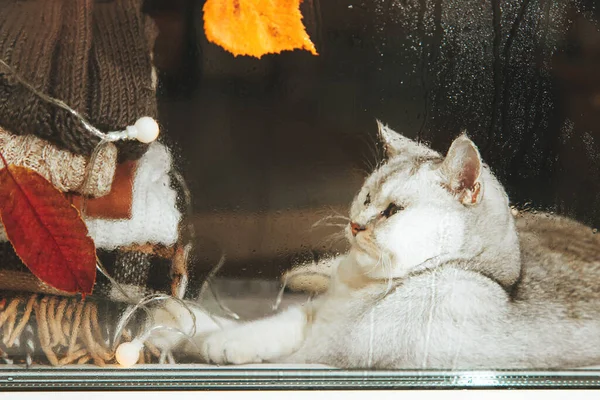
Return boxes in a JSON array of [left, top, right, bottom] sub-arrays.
[[376, 120, 439, 160], [440, 133, 483, 206]]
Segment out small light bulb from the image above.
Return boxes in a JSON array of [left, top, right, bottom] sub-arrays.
[[115, 340, 143, 368], [134, 116, 160, 143]]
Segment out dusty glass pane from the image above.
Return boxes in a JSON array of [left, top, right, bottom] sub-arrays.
[[0, 0, 599, 389]]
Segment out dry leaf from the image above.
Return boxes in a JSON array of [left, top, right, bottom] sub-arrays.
[[203, 0, 318, 58], [0, 160, 96, 295]]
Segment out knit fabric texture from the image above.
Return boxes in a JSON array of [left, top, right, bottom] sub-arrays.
[[0, 242, 181, 303], [85, 142, 182, 250], [0, 142, 180, 251], [0, 0, 158, 161], [0, 143, 191, 319], [0, 127, 117, 197]]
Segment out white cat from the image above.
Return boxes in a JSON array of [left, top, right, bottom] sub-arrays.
[[156, 122, 600, 369]]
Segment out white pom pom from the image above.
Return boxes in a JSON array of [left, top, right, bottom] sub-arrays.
[[116, 340, 143, 368], [133, 116, 160, 143]]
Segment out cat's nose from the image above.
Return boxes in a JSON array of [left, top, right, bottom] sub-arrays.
[[350, 222, 366, 236]]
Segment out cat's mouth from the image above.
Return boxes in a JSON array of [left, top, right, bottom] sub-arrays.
[[350, 230, 380, 259], [345, 222, 380, 259]]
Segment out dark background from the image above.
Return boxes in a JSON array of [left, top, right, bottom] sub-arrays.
[[145, 0, 600, 281]]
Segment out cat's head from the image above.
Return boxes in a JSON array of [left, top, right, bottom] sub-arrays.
[[347, 122, 520, 286]]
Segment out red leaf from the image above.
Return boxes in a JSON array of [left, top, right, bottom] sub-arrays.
[[0, 162, 96, 295]]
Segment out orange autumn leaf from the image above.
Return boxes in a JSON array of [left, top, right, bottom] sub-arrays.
[[0, 159, 96, 295], [203, 0, 318, 58]]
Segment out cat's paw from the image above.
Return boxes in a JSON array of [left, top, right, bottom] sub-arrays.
[[147, 299, 222, 352], [201, 306, 307, 365], [202, 328, 264, 365]]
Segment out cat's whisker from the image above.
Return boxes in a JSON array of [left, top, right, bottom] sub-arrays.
[[366, 134, 383, 167], [312, 217, 350, 228], [322, 231, 348, 248], [352, 166, 371, 177], [359, 134, 373, 154], [323, 234, 345, 244], [356, 149, 376, 174], [376, 252, 383, 268], [362, 155, 375, 173], [365, 251, 384, 275], [322, 230, 346, 239], [313, 223, 347, 229], [325, 215, 350, 221], [357, 132, 382, 173], [312, 213, 350, 229], [367, 155, 377, 172], [326, 206, 350, 220]]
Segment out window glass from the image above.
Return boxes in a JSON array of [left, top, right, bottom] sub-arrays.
[[0, 0, 599, 390]]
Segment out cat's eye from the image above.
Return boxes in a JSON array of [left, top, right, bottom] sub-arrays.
[[381, 202, 403, 218], [364, 193, 371, 206]]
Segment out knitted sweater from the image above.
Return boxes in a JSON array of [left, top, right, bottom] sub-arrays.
[[0, 0, 158, 161]]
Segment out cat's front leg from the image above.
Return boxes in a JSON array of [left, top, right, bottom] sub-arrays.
[[202, 305, 309, 365], [283, 254, 345, 293]]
